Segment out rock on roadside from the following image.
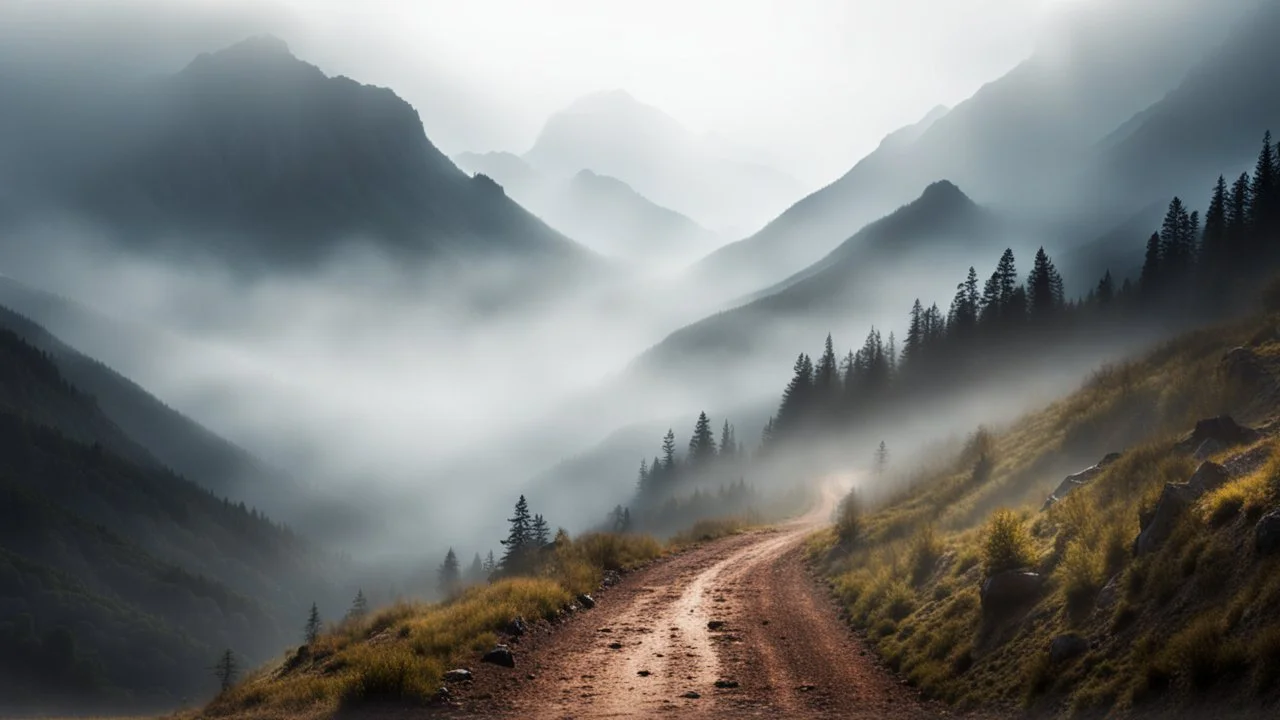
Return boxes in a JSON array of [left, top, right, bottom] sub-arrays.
[[482, 645, 516, 668]]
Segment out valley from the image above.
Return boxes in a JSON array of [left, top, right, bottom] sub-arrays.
[[4, 0, 1280, 718]]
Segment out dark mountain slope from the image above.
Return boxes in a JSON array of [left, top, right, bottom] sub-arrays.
[[2, 36, 595, 276], [0, 325, 334, 712], [1097, 0, 1280, 209], [0, 288, 292, 512]]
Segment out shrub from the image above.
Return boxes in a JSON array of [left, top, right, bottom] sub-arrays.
[[981, 509, 1036, 577], [836, 490, 863, 544], [909, 525, 943, 586], [1059, 541, 1104, 620], [1158, 614, 1247, 690]]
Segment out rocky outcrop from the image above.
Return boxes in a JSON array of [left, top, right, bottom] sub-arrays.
[[1175, 416, 1260, 454], [577, 593, 596, 609], [1186, 461, 1230, 495], [1134, 483, 1199, 556], [1042, 453, 1123, 510], [980, 570, 1045, 612], [444, 668, 473, 682], [1256, 509, 1280, 555]]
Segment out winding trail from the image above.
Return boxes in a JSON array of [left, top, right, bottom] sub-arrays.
[[424, 483, 949, 719]]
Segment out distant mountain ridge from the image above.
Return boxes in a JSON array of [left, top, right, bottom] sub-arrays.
[[521, 89, 806, 235], [686, 0, 1251, 306], [453, 151, 720, 270], [637, 181, 999, 389]]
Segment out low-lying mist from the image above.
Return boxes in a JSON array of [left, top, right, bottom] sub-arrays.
[[0, 205, 1183, 569]]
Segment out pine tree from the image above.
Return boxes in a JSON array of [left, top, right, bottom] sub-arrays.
[[483, 551, 497, 576], [437, 548, 461, 596], [1140, 232, 1161, 298], [213, 648, 238, 693], [886, 331, 897, 373], [904, 299, 925, 364], [874, 441, 889, 477], [467, 553, 485, 584], [925, 304, 944, 343], [1027, 247, 1064, 317], [776, 353, 813, 432], [304, 602, 321, 645], [949, 267, 980, 337], [995, 249, 1019, 313], [532, 514, 550, 546], [347, 589, 369, 620], [500, 495, 534, 573], [1096, 270, 1114, 307], [1251, 131, 1276, 235], [1202, 175, 1228, 271], [661, 430, 677, 471], [815, 333, 838, 396], [688, 412, 717, 466], [719, 419, 734, 458]]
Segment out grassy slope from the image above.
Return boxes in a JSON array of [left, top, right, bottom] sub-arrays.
[[204, 518, 752, 719], [811, 312, 1280, 718]]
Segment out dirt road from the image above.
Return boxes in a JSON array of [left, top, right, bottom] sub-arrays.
[[430, 488, 949, 719]]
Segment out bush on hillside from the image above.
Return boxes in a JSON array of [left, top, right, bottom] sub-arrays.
[[981, 509, 1035, 577]]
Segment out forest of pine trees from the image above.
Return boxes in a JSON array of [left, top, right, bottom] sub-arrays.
[[757, 131, 1280, 450]]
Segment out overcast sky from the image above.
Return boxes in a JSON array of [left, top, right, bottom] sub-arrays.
[[279, 0, 1081, 185], [5, 0, 1085, 185]]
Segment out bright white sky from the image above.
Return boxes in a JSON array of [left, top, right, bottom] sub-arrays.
[[9, 0, 1084, 185], [265, 0, 1083, 185]]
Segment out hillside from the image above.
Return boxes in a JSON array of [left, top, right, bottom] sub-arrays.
[[0, 284, 299, 518], [0, 320, 333, 714], [687, 0, 1250, 304], [0, 36, 595, 278], [639, 181, 997, 379], [522, 89, 805, 234], [812, 308, 1280, 717], [453, 152, 720, 270]]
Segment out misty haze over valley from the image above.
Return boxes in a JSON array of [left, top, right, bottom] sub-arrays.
[[6, 0, 1280, 717]]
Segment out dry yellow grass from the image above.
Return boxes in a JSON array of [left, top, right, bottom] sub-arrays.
[[204, 520, 747, 719], [813, 312, 1280, 715]]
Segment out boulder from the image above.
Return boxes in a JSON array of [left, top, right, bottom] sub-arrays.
[[443, 668, 473, 683], [577, 593, 596, 609], [1049, 634, 1089, 663], [481, 645, 515, 668], [1256, 509, 1280, 555], [1187, 461, 1230, 496], [980, 570, 1045, 612], [1042, 453, 1123, 510], [1175, 416, 1260, 454], [1134, 483, 1198, 556]]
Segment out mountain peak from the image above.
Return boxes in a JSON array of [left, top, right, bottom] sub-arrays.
[[182, 34, 307, 79], [919, 179, 969, 204]]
